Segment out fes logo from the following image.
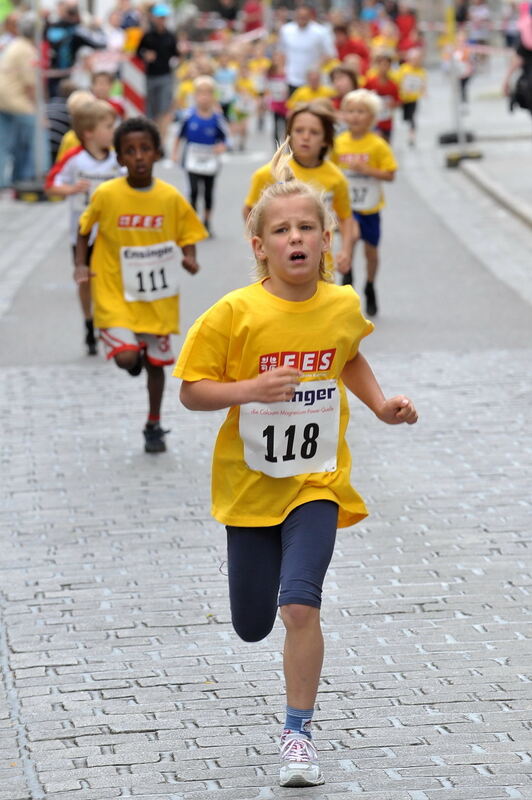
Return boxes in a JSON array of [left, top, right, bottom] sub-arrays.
[[118, 215, 164, 229], [259, 349, 336, 374]]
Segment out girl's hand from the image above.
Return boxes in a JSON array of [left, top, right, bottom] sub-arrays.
[[249, 367, 301, 404], [376, 395, 418, 425], [213, 143, 226, 154], [336, 250, 351, 274]]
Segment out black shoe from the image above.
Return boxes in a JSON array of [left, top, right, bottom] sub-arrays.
[[364, 282, 378, 316], [341, 270, 353, 286], [143, 422, 169, 453], [85, 319, 97, 355], [127, 353, 143, 376]]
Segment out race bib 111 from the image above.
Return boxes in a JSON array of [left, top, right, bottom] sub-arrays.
[[239, 379, 340, 478], [120, 241, 180, 302]]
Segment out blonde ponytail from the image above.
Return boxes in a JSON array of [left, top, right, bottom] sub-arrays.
[[246, 139, 336, 282]]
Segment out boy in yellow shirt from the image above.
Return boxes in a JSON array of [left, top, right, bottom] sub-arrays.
[[333, 88, 397, 316], [394, 48, 427, 147], [286, 69, 336, 110], [76, 117, 208, 453]]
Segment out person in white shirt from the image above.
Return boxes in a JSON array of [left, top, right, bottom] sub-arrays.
[[279, 4, 336, 95]]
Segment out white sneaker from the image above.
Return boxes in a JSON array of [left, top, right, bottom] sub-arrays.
[[279, 730, 324, 787]]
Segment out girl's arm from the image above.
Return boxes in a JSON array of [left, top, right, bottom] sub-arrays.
[[335, 215, 358, 274], [180, 366, 301, 411], [47, 178, 91, 197], [341, 352, 417, 425], [356, 163, 396, 181]]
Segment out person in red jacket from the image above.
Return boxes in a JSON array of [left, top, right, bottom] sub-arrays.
[[364, 53, 400, 142], [333, 24, 370, 74]]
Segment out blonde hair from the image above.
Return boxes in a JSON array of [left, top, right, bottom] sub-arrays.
[[246, 139, 335, 282], [341, 88, 382, 120], [72, 99, 116, 141], [194, 75, 216, 92], [66, 89, 94, 114]]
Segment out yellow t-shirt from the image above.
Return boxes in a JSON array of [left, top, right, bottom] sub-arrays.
[[332, 131, 398, 215], [394, 64, 427, 103], [245, 157, 351, 220], [79, 177, 207, 334], [245, 157, 352, 275], [176, 79, 195, 109], [173, 280, 374, 528], [56, 129, 81, 161], [286, 84, 336, 110], [248, 56, 271, 93]]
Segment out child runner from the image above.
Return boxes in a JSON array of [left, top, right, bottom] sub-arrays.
[[364, 52, 400, 142], [286, 68, 336, 111], [229, 61, 257, 151], [266, 51, 289, 147], [333, 89, 397, 316], [75, 117, 208, 452], [173, 143, 418, 788], [394, 48, 427, 146], [55, 90, 94, 160], [243, 101, 358, 277], [46, 99, 122, 355], [90, 70, 126, 119], [173, 75, 228, 236]]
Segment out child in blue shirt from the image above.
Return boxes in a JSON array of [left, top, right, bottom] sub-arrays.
[[173, 75, 228, 235]]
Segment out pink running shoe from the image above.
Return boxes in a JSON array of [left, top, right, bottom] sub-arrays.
[[279, 730, 324, 787]]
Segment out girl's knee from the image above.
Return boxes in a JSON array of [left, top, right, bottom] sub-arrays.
[[280, 604, 319, 630], [232, 614, 276, 643]]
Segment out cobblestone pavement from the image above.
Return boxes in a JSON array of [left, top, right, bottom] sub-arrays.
[[1, 349, 531, 800], [1, 57, 532, 800]]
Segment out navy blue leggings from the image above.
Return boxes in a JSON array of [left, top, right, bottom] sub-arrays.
[[226, 500, 338, 643]]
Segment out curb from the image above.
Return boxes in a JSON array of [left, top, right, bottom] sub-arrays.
[[459, 160, 532, 230]]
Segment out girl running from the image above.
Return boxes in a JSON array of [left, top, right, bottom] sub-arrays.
[[174, 143, 418, 788], [243, 101, 358, 276]]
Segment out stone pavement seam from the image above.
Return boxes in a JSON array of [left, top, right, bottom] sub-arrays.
[[459, 160, 532, 231], [0, 592, 44, 800]]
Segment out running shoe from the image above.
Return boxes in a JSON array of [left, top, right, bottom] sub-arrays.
[[143, 422, 169, 453], [364, 282, 378, 316], [279, 731, 324, 787]]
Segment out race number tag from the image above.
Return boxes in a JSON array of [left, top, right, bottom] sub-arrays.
[[402, 74, 424, 95], [348, 174, 381, 212], [239, 379, 340, 478], [184, 143, 219, 175], [120, 241, 180, 302]]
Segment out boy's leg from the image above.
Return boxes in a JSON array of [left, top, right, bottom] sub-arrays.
[[226, 524, 282, 642], [341, 215, 360, 287], [360, 213, 380, 316], [145, 359, 164, 421], [73, 245, 97, 354], [364, 242, 379, 283]]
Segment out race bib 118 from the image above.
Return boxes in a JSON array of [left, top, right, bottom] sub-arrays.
[[239, 379, 340, 478]]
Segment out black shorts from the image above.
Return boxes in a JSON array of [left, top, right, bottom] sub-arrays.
[[402, 101, 417, 123], [226, 500, 338, 642]]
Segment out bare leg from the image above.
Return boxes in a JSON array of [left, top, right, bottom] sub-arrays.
[[145, 360, 165, 419], [280, 604, 323, 709], [364, 242, 379, 283]]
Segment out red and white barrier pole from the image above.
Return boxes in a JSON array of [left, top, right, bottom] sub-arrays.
[[122, 56, 146, 117]]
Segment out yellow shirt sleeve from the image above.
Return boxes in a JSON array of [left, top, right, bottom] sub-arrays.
[[244, 164, 273, 208], [332, 173, 352, 220], [78, 185, 101, 234], [174, 193, 211, 247], [173, 301, 232, 383]]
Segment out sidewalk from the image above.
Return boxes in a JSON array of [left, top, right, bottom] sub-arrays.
[[417, 55, 532, 227]]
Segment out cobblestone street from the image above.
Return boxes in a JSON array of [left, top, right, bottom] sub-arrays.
[[1, 58, 532, 800]]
